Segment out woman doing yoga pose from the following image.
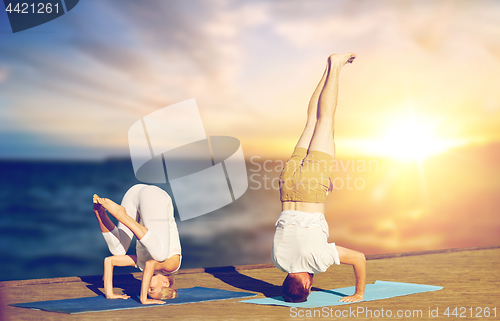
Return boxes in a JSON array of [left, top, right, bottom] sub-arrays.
[[272, 53, 366, 303], [93, 184, 181, 305]]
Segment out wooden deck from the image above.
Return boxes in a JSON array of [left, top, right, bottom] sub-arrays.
[[1, 246, 499, 320]]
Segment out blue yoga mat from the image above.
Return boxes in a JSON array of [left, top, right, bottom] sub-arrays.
[[240, 281, 442, 308], [11, 286, 256, 314]]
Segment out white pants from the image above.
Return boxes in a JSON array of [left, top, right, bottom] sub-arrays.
[[102, 184, 181, 271]]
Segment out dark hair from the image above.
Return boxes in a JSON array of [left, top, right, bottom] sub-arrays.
[[281, 274, 311, 303]]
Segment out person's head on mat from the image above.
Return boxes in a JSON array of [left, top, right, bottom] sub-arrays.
[[272, 54, 366, 304], [148, 273, 177, 300], [282, 272, 313, 302], [94, 185, 182, 305]]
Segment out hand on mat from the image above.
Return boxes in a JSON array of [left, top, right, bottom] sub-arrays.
[[339, 293, 363, 303], [141, 298, 166, 305], [106, 293, 130, 300]]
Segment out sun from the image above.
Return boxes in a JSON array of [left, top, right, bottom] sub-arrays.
[[374, 114, 458, 161], [338, 113, 465, 161]]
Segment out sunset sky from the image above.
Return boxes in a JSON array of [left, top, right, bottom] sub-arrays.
[[1, 0, 499, 161], [0, 0, 499, 271]]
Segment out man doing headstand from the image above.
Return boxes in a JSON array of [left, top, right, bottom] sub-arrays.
[[272, 53, 366, 303]]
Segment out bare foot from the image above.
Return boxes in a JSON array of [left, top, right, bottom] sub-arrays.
[[93, 194, 106, 216], [328, 53, 356, 67], [93, 194, 125, 219]]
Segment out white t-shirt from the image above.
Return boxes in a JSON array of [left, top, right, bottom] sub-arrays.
[[271, 210, 340, 274]]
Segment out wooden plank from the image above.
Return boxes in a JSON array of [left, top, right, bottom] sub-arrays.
[[1, 246, 499, 320], [365, 244, 500, 260]]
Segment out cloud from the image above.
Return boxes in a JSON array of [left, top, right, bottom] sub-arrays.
[[0, 67, 8, 83], [1, 0, 500, 159], [1, 0, 270, 158]]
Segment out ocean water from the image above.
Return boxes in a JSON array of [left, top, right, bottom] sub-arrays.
[[4, 145, 498, 282], [0, 159, 278, 281]]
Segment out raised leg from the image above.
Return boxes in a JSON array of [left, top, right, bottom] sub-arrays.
[[93, 184, 148, 256], [294, 63, 329, 150], [135, 185, 173, 262], [94, 194, 148, 240], [93, 198, 116, 233], [308, 53, 356, 157]]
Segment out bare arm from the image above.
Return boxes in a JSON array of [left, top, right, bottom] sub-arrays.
[[140, 260, 166, 305], [103, 255, 137, 299], [336, 245, 366, 303]]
